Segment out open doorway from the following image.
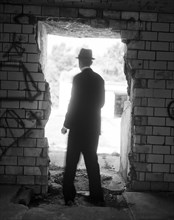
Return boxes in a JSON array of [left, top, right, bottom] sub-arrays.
[[45, 34, 127, 176]]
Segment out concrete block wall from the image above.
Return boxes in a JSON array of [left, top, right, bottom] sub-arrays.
[[0, 0, 174, 193]]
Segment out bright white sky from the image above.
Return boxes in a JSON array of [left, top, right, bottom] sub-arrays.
[[47, 34, 122, 57]]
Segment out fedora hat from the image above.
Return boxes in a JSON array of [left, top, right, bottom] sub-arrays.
[[76, 48, 95, 60]]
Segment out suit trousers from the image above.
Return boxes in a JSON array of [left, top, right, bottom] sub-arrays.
[[63, 130, 103, 203]]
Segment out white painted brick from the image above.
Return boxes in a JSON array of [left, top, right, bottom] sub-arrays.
[[24, 148, 42, 157], [166, 80, 174, 89], [158, 33, 174, 42], [22, 25, 34, 34], [148, 79, 165, 89], [0, 156, 17, 165], [147, 154, 163, 163], [168, 62, 174, 70], [151, 42, 169, 51], [148, 98, 165, 107], [157, 52, 174, 61], [134, 126, 152, 135], [170, 24, 174, 32], [23, 44, 38, 53], [20, 101, 38, 109], [24, 63, 38, 72], [35, 176, 47, 185], [164, 155, 174, 163], [0, 71, 7, 80], [6, 166, 23, 175], [18, 138, 37, 147], [153, 145, 170, 154], [36, 158, 49, 166], [23, 5, 41, 15], [165, 137, 174, 145], [37, 138, 48, 148], [166, 118, 174, 127], [0, 175, 16, 184], [27, 54, 39, 63], [127, 41, 145, 50], [151, 182, 169, 191], [79, 9, 96, 17], [7, 128, 24, 138], [4, 4, 22, 13], [149, 61, 167, 70], [17, 176, 34, 185], [147, 136, 165, 145], [30, 73, 45, 82], [6, 147, 23, 156], [4, 24, 21, 33], [146, 173, 163, 181], [28, 129, 44, 138], [18, 157, 35, 166], [153, 89, 171, 98], [153, 127, 170, 136], [1, 100, 19, 108], [134, 144, 152, 153], [135, 162, 151, 172], [103, 10, 120, 19], [134, 107, 153, 116], [154, 108, 168, 117], [42, 6, 60, 16], [29, 34, 36, 43], [152, 23, 169, 32], [158, 14, 174, 22], [121, 30, 139, 40], [171, 165, 174, 173], [0, 90, 7, 98], [141, 31, 157, 41], [140, 12, 157, 21], [8, 91, 25, 99], [155, 71, 173, 80], [148, 117, 165, 126], [135, 70, 154, 79], [152, 164, 170, 172], [138, 51, 155, 60], [122, 11, 139, 20], [1, 81, 19, 90], [164, 174, 174, 182], [0, 166, 4, 174], [24, 167, 41, 175]]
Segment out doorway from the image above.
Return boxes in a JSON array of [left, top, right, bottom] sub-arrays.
[[45, 34, 127, 174]]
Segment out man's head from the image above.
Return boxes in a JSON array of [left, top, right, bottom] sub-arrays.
[[76, 48, 94, 69]]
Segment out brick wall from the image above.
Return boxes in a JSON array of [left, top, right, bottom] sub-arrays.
[[0, 1, 174, 193]]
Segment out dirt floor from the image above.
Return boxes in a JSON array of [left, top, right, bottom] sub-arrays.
[[29, 160, 126, 209]]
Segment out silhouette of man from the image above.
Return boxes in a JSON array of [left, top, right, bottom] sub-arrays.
[[61, 48, 105, 206]]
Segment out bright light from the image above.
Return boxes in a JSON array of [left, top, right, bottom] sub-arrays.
[[47, 35, 122, 57]]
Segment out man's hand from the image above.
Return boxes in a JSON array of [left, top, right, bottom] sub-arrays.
[[61, 126, 67, 134]]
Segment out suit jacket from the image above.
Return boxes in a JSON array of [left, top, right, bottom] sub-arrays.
[[64, 67, 105, 134]]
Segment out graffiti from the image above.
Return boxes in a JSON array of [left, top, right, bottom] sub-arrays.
[[0, 109, 42, 160], [14, 13, 36, 25], [3, 33, 25, 61], [167, 100, 174, 120], [0, 31, 42, 101]]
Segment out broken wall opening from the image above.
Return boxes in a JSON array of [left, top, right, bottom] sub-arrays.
[[38, 20, 130, 187]]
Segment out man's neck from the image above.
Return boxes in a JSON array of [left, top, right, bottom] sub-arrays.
[[80, 66, 90, 71]]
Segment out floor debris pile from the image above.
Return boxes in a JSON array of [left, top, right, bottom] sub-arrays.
[[29, 166, 127, 209]]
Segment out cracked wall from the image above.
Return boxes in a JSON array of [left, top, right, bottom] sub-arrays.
[[0, 1, 174, 193]]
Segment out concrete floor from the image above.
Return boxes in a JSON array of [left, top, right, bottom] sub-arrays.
[[0, 185, 174, 220]]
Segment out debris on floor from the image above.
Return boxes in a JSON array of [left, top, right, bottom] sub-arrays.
[[29, 165, 127, 210]]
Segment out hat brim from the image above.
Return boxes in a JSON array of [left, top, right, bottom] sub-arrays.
[[76, 56, 95, 60]]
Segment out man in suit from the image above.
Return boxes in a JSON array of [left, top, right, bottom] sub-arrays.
[[61, 48, 105, 206]]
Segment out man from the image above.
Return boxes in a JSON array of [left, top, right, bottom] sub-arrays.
[[61, 48, 105, 206]]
